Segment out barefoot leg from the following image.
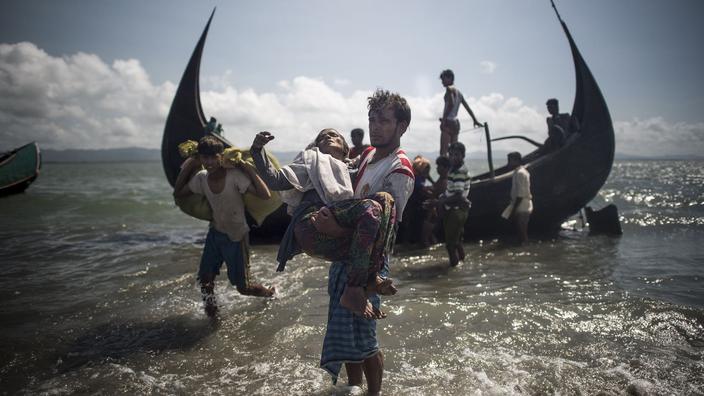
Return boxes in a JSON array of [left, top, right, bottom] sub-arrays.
[[345, 362, 364, 387], [237, 284, 275, 297], [200, 273, 218, 317], [363, 351, 384, 395]]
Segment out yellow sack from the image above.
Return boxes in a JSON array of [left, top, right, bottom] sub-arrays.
[[175, 141, 283, 226]]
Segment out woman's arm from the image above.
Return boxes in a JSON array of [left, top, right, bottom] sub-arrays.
[[240, 162, 271, 199], [251, 132, 295, 190]]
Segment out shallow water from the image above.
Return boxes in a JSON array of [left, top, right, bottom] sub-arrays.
[[0, 160, 702, 395]]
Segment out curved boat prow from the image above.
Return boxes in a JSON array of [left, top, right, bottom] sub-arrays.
[[464, 2, 616, 236], [551, 0, 615, 178], [161, 9, 215, 187]]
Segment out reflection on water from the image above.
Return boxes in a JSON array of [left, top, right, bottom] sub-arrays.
[[0, 161, 702, 394]]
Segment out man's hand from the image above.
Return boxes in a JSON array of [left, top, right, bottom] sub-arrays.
[[422, 198, 438, 210], [252, 131, 275, 150], [310, 207, 350, 238], [182, 156, 202, 170]]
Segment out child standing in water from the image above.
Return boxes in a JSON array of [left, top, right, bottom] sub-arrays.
[[173, 136, 274, 317], [428, 142, 471, 266]]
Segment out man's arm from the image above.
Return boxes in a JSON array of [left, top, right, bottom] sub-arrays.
[[461, 97, 483, 128], [240, 162, 272, 200], [173, 157, 202, 198]]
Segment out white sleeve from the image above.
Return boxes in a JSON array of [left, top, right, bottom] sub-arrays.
[[383, 173, 415, 222]]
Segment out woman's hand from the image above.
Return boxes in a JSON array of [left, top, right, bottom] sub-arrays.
[[252, 131, 275, 150]]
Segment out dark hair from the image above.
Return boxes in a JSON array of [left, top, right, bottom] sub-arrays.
[[350, 128, 364, 137], [448, 141, 466, 157], [440, 69, 455, 82], [197, 135, 224, 156], [508, 151, 522, 162], [368, 89, 411, 126], [436, 156, 450, 168], [546, 98, 558, 106], [314, 128, 350, 158]]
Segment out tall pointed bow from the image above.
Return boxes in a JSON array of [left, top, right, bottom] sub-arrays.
[[529, 17, 616, 229], [466, 9, 616, 236], [161, 9, 214, 187], [561, 18, 615, 202]]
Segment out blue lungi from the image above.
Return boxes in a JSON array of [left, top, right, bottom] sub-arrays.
[[320, 258, 389, 383]]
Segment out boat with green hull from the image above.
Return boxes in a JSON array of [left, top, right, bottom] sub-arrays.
[[0, 142, 42, 197]]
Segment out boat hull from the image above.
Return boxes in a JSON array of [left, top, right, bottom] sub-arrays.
[[0, 142, 42, 197]]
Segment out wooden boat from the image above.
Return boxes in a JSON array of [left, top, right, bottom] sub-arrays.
[[163, 3, 614, 241], [0, 142, 42, 197], [465, 2, 615, 236]]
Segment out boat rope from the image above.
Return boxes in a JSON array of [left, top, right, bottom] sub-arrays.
[[458, 126, 485, 134]]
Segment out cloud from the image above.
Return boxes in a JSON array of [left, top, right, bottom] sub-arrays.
[[333, 78, 350, 87], [1, 42, 701, 158], [0, 42, 174, 150], [480, 60, 497, 74], [615, 118, 704, 157]]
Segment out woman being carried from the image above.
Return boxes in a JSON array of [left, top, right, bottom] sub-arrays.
[[250, 129, 397, 318]]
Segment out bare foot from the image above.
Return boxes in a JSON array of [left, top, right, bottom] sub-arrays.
[[367, 276, 398, 296], [341, 286, 376, 319], [239, 284, 276, 297]]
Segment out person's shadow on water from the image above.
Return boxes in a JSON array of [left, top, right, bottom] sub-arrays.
[[55, 316, 218, 373]]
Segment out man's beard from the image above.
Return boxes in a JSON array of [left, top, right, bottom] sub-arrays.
[[371, 128, 399, 149]]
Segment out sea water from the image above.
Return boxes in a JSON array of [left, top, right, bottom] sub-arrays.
[[0, 160, 702, 395]]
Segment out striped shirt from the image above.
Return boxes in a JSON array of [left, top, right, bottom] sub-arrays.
[[353, 146, 415, 222], [444, 164, 471, 209]]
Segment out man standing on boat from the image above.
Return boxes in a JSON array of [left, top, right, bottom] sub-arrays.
[[439, 69, 483, 156], [311, 89, 414, 395], [546, 98, 580, 138]]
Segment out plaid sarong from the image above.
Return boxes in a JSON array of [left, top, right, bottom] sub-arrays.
[[319, 259, 388, 383]]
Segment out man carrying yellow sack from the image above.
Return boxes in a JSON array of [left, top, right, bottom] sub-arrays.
[[173, 136, 276, 317], [174, 138, 283, 225]]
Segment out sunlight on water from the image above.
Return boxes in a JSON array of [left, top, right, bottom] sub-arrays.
[[0, 161, 703, 394]]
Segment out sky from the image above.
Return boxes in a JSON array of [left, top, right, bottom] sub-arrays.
[[1, 0, 703, 158]]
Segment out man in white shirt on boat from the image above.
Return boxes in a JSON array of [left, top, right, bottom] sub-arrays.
[[502, 152, 532, 243]]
